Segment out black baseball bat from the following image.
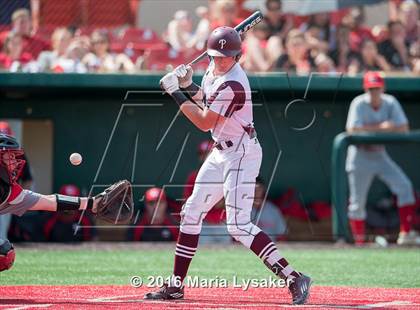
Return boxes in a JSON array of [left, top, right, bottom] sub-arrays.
[[188, 10, 264, 65]]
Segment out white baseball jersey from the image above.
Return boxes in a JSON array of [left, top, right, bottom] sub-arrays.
[[180, 61, 263, 248], [201, 61, 253, 142]]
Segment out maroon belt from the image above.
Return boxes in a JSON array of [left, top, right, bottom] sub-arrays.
[[214, 140, 233, 150], [243, 126, 257, 139]]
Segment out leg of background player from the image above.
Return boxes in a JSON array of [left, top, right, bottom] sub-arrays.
[[377, 153, 419, 245], [347, 167, 375, 244]]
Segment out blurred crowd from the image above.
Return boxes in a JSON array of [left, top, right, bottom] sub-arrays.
[[0, 0, 418, 74]]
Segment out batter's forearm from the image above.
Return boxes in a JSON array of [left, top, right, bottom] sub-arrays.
[[180, 102, 209, 131]]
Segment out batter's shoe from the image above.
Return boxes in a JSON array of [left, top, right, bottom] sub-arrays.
[[397, 231, 420, 246], [144, 283, 184, 300], [288, 274, 312, 305]]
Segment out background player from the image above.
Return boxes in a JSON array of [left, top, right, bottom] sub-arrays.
[[146, 26, 312, 305], [0, 133, 133, 272], [346, 71, 420, 246]]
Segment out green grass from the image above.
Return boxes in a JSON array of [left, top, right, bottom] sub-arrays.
[[1, 246, 419, 287]]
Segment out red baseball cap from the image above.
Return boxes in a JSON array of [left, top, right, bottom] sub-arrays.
[[363, 71, 385, 89], [59, 184, 81, 196], [0, 122, 13, 136], [145, 187, 166, 203]]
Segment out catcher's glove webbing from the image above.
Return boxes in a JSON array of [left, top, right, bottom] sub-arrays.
[[90, 180, 134, 224]]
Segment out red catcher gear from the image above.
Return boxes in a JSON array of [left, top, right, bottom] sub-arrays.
[[59, 184, 81, 197], [145, 187, 166, 203], [207, 26, 242, 57], [0, 134, 26, 185], [0, 122, 13, 136], [0, 240, 15, 272], [363, 71, 385, 89]]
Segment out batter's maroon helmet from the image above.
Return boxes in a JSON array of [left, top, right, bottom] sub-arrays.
[[207, 26, 242, 57]]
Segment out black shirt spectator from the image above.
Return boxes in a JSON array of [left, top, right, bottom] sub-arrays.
[[264, 0, 292, 38], [378, 21, 411, 71]]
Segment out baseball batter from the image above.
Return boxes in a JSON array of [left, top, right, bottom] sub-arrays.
[[0, 133, 133, 272], [346, 71, 420, 245], [147, 26, 312, 305]]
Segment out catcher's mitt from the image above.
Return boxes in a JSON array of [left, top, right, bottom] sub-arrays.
[[94, 180, 134, 224]]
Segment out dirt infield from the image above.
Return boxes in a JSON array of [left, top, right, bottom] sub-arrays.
[[0, 286, 419, 309]]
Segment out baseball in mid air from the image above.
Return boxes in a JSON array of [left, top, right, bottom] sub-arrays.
[[69, 153, 82, 166]]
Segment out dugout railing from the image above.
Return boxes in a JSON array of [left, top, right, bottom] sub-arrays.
[[331, 130, 420, 241]]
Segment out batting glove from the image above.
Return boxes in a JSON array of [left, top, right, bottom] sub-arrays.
[[174, 64, 193, 88], [159, 72, 179, 95]]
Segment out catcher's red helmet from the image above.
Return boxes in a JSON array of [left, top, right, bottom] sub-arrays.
[[0, 134, 25, 185], [207, 26, 241, 57]]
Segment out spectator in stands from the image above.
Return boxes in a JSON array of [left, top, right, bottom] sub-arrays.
[[165, 10, 194, 53], [371, 24, 389, 43], [83, 30, 134, 73], [49, 36, 89, 73], [329, 24, 359, 73], [243, 20, 283, 72], [300, 12, 334, 49], [264, 0, 293, 38], [44, 184, 97, 242], [37, 27, 73, 72], [188, 6, 210, 51], [349, 39, 391, 74], [275, 29, 312, 75], [409, 38, 420, 75], [342, 7, 374, 52], [397, 0, 418, 45], [378, 21, 411, 71], [0, 8, 49, 58], [210, 0, 242, 30], [0, 32, 33, 71], [127, 187, 178, 242], [314, 53, 336, 74], [304, 25, 330, 60], [413, 58, 420, 75], [251, 177, 287, 240]]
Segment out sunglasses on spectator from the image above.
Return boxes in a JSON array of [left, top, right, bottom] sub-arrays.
[[93, 40, 107, 45]]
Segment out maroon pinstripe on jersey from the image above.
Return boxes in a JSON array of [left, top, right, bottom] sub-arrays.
[[201, 62, 253, 142]]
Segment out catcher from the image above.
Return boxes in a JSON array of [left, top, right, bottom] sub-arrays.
[[0, 133, 134, 272]]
